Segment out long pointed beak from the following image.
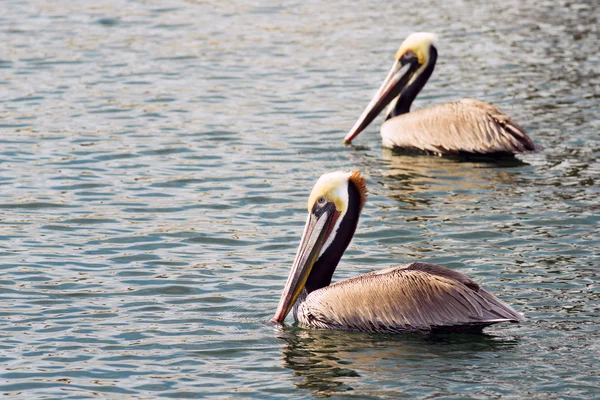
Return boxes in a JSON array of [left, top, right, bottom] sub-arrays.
[[344, 60, 414, 144], [271, 206, 340, 323]]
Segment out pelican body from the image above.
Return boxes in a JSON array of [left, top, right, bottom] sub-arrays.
[[271, 171, 524, 334], [344, 33, 537, 156]]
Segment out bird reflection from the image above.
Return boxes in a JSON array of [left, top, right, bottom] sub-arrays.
[[277, 328, 360, 396], [277, 326, 519, 398], [378, 148, 523, 208]]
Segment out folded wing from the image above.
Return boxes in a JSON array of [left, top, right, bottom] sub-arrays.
[[299, 262, 524, 333], [381, 99, 537, 155]]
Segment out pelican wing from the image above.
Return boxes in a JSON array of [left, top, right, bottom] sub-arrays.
[[299, 262, 524, 333], [381, 99, 537, 155]]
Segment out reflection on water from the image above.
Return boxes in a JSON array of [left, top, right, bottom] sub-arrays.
[[278, 327, 519, 398], [278, 328, 361, 396], [378, 148, 522, 208]]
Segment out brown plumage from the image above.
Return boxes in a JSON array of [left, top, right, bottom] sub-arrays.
[[295, 262, 523, 334], [381, 99, 536, 155], [344, 32, 538, 156], [272, 171, 524, 334]]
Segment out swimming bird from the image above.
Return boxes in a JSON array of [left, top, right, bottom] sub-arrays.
[[344, 33, 537, 156], [271, 171, 524, 333]]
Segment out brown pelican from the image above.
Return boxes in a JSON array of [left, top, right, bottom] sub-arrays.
[[344, 32, 537, 156], [271, 170, 524, 333]]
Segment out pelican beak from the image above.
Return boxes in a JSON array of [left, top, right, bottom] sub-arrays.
[[271, 204, 340, 323], [344, 59, 416, 144]]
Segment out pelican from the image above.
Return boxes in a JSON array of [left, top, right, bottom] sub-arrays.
[[271, 171, 524, 334], [344, 33, 537, 156]]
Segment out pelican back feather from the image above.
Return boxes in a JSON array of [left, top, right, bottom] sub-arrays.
[[381, 99, 537, 155], [296, 262, 524, 334]]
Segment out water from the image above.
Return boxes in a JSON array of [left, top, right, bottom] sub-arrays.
[[0, 0, 598, 398]]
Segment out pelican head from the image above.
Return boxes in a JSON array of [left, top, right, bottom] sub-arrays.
[[344, 32, 439, 144], [271, 171, 366, 323]]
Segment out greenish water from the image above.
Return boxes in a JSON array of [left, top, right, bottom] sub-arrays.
[[0, 0, 598, 398]]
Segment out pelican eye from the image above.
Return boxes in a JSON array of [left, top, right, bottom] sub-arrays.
[[317, 196, 327, 205], [402, 50, 415, 61]]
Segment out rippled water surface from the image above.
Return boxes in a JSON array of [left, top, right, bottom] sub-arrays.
[[1, 0, 599, 398]]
